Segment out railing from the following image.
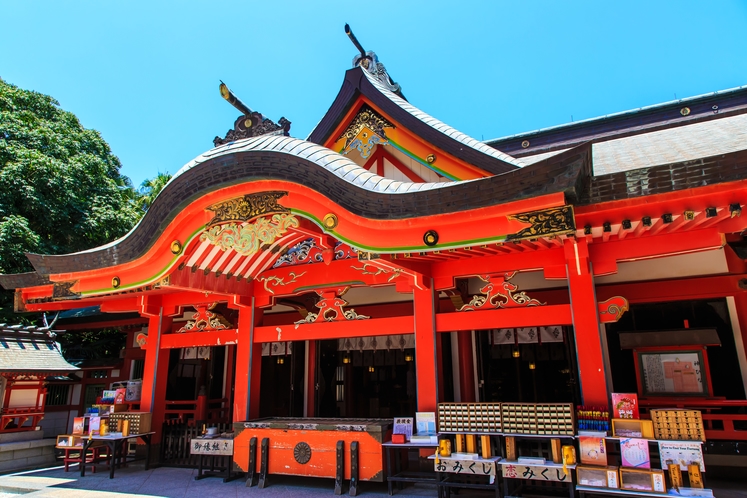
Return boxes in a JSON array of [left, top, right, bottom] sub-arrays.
[[160, 421, 234, 468], [163, 398, 229, 426], [639, 398, 747, 441], [0, 406, 45, 432]]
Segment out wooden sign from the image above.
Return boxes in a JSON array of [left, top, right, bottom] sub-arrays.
[[434, 457, 497, 476], [191, 437, 234, 456], [501, 463, 570, 482]]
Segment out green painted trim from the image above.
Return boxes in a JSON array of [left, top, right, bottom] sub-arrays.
[[386, 139, 461, 181], [291, 208, 509, 252], [81, 225, 206, 296]]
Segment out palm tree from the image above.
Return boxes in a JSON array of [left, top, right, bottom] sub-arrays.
[[139, 172, 172, 212]]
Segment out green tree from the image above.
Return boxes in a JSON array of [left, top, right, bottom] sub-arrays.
[[139, 171, 172, 211], [0, 78, 141, 321]]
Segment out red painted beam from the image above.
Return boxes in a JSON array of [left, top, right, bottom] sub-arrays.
[[436, 304, 573, 330], [589, 227, 723, 266], [159, 329, 239, 349], [255, 315, 414, 343]]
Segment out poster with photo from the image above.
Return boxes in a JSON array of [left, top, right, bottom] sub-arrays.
[[638, 350, 707, 396]]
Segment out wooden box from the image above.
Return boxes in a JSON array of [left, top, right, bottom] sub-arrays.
[[577, 465, 620, 488], [107, 412, 152, 434], [611, 418, 654, 438], [650, 409, 705, 441], [619, 468, 666, 493], [233, 418, 391, 482], [56, 435, 84, 449]]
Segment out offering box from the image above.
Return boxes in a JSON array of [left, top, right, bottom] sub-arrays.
[[233, 418, 391, 482]]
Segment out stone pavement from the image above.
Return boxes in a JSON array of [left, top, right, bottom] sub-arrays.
[[0, 463, 745, 497]]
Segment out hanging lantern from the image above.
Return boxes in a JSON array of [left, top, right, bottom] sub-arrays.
[[512, 348, 520, 358], [277, 357, 285, 365], [368, 366, 375, 373], [529, 362, 536, 370], [404, 352, 414, 362]]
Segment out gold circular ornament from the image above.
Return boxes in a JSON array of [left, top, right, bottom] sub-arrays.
[[171, 240, 182, 254], [323, 213, 338, 230], [521, 140, 530, 148], [426, 154, 437, 164], [423, 230, 439, 247], [680, 107, 691, 116], [112, 276, 121, 289]]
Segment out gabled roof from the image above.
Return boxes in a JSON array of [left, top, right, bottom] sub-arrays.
[[308, 66, 523, 175], [0, 325, 78, 373]]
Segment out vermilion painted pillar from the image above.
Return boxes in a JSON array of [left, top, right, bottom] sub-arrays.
[[457, 331, 476, 402], [233, 299, 262, 422], [564, 238, 608, 406], [140, 311, 172, 444], [413, 281, 439, 412]]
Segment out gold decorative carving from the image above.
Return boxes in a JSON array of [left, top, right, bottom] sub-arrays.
[[171, 240, 182, 254], [258, 271, 307, 294], [459, 272, 545, 311], [206, 191, 289, 226], [294, 288, 370, 325], [506, 206, 575, 241], [111, 277, 120, 289], [351, 263, 402, 282], [200, 213, 299, 257], [338, 104, 395, 158], [177, 304, 232, 333]]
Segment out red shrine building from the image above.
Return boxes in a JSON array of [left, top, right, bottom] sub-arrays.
[[2, 40, 747, 463]]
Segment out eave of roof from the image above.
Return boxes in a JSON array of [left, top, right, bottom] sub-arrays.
[[487, 84, 747, 157], [0, 136, 590, 280]]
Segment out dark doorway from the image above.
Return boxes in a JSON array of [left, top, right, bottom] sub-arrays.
[[315, 340, 417, 418], [476, 328, 580, 404], [258, 341, 306, 418]]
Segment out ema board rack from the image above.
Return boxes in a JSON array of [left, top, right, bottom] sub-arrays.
[[438, 402, 501, 433], [502, 403, 575, 436], [650, 409, 705, 441], [437, 402, 574, 435]]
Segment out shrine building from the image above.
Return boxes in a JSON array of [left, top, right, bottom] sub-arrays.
[[2, 32, 747, 464]]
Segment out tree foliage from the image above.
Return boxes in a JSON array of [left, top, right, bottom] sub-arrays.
[[139, 171, 172, 211], [0, 77, 141, 275]]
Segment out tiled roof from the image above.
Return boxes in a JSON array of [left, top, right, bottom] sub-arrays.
[[0, 325, 78, 373], [517, 113, 747, 176]]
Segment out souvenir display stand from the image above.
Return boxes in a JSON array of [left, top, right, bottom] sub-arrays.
[[575, 404, 711, 497]]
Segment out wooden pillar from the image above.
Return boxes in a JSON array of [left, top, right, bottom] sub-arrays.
[[457, 331, 476, 402], [413, 281, 439, 412], [564, 238, 608, 406], [140, 310, 172, 444], [233, 298, 264, 422]]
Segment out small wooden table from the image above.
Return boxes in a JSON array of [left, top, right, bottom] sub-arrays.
[[191, 435, 242, 482], [80, 432, 154, 479]]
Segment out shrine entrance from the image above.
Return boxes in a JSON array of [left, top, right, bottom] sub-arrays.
[[258, 341, 306, 418], [315, 339, 417, 419], [476, 327, 580, 404]]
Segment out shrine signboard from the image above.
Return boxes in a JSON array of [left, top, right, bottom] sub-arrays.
[[501, 462, 571, 482]]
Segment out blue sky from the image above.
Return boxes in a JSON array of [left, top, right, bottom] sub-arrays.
[[2, 1, 746, 187]]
